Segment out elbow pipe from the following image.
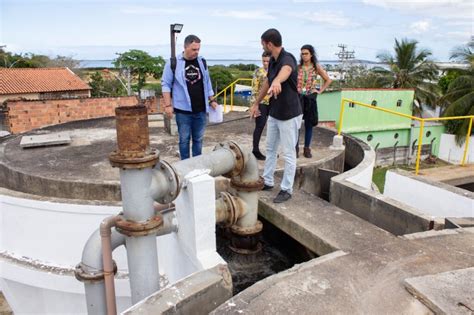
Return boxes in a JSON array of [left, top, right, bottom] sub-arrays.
[[76, 220, 126, 315], [100, 216, 120, 315]]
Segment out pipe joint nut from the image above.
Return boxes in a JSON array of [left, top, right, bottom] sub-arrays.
[[214, 141, 245, 178], [230, 176, 264, 192], [74, 261, 117, 283], [231, 220, 263, 236], [115, 214, 164, 237]]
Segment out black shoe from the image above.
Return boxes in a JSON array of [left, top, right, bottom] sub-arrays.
[[273, 190, 292, 203], [253, 151, 266, 160], [262, 184, 274, 191]]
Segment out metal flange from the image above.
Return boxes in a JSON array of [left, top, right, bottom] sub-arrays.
[[230, 220, 263, 236], [230, 176, 264, 192], [115, 214, 163, 237], [214, 141, 245, 178], [154, 160, 181, 204], [219, 191, 240, 227], [74, 261, 117, 283]]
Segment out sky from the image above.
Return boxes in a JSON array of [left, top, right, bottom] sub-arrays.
[[0, 0, 472, 62]]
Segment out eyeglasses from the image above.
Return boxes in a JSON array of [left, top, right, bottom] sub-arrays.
[[301, 52, 310, 56]]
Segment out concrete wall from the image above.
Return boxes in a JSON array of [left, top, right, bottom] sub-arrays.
[[384, 169, 474, 218], [5, 96, 159, 134], [0, 172, 229, 314], [0, 191, 132, 314], [439, 133, 474, 164], [330, 134, 436, 235]]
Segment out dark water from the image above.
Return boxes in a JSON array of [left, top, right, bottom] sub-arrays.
[[216, 217, 315, 295]]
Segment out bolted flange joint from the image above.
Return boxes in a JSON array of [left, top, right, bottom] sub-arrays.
[[115, 214, 164, 237], [74, 261, 118, 283], [231, 220, 263, 236], [214, 141, 245, 178], [230, 176, 264, 192]]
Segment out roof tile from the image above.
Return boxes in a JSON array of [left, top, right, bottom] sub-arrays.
[[0, 67, 91, 95]]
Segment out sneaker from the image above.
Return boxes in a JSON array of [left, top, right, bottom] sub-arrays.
[[253, 151, 266, 160], [262, 184, 274, 191], [273, 190, 292, 203]]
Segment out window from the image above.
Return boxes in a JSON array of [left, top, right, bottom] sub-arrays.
[[349, 102, 355, 108], [426, 131, 431, 137], [394, 133, 399, 139], [367, 134, 373, 141], [371, 100, 377, 106], [396, 99, 402, 107]]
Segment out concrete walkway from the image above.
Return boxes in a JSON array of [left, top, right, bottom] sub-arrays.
[[212, 183, 474, 314], [418, 164, 474, 186]]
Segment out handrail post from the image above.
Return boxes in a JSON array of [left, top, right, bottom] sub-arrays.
[[461, 117, 473, 166], [415, 120, 425, 175], [224, 89, 227, 113], [338, 98, 347, 135], [231, 83, 234, 112]]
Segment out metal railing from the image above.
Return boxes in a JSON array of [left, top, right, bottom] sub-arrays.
[[337, 98, 473, 175], [214, 78, 252, 113]]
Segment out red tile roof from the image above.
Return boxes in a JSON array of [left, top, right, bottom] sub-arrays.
[[0, 67, 91, 95]]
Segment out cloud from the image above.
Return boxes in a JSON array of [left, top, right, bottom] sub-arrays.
[[361, 0, 472, 20], [298, 10, 360, 28], [409, 20, 431, 34], [120, 6, 180, 15], [211, 10, 275, 20]]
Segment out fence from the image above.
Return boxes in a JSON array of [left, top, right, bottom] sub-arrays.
[[337, 98, 473, 174]]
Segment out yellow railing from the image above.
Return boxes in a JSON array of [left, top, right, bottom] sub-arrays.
[[337, 98, 474, 175], [214, 78, 253, 113]]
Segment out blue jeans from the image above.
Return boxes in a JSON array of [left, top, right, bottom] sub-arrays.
[[263, 115, 303, 194], [175, 111, 207, 160], [304, 121, 313, 147]]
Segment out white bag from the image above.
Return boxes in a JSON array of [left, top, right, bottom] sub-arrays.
[[208, 104, 224, 123]]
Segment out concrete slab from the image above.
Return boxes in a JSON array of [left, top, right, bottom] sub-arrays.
[[418, 164, 474, 186], [20, 132, 71, 148], [404, 268, 474, 314]]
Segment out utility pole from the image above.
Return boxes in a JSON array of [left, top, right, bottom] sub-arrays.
[[335, 44, 355, 83]]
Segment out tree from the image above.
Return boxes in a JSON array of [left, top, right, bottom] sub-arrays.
[[89, 71, 127, 97], [441, 41, 474, 144], [113, 50, 164, 97], [376, 38, 439, 110], [208, 66, 234, 92]]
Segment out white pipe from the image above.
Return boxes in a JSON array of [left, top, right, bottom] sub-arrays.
[[81, 229, 126, 315], [119, 168, 160, 304]]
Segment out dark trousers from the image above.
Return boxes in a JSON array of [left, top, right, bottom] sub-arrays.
[[252, 103, 269, 152]]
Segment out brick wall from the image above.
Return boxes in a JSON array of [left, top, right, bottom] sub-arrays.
[[6, 96, 160, 134]]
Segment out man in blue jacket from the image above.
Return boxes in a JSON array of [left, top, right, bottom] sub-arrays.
[[161, 35, 218, 160]]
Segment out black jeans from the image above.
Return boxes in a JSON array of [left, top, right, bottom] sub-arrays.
[[253, 103, 270, 152]]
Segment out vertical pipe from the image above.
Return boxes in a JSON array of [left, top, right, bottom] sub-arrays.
[[338, 98, 347, 135], [120, 168, 160, 304], [415, 120, 425, 175], [461, 117, 473, 166], [100, 216, 119, 315]]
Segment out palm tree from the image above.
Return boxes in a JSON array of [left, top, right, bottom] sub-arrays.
[[377, 38, 439, 112], [441, 41, 474, 144]]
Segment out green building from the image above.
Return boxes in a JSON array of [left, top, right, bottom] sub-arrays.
[[318, 89, 445, 164]]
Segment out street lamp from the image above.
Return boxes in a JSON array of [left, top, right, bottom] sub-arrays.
[[170, 23, 184, 59]]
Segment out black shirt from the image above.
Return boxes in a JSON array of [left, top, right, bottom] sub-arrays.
[[267, 48, 302, 120], [181, 58, 206, 113]]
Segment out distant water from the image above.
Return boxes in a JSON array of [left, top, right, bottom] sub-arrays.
[[78, 59, 386, 69]]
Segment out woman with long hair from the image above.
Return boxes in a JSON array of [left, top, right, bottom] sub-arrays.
[[297, 44, 332, 158]]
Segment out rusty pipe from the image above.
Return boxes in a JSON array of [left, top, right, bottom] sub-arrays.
[[215, 192, 246, 226], [100, 215, 120, 315]]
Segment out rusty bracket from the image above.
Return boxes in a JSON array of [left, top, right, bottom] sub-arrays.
[[231, 220, 263, 236], [214, 141, 244, 178], [154, 160, 181, 204], [230, 176, 264, 192], [74, 261, 117, 283], [115, 214, 163, 237]]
